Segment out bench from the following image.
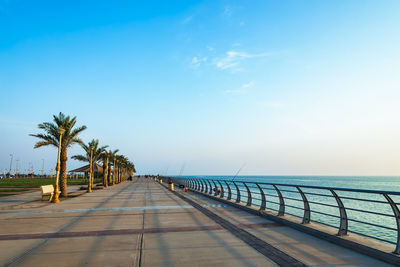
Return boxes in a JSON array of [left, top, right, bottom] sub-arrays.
[[40, 185, 56, 202]]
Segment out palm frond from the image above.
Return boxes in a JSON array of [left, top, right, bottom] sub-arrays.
[[71, 155, 88, 162]]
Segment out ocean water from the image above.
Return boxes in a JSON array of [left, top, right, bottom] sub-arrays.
[[178, 176, 400, 247]]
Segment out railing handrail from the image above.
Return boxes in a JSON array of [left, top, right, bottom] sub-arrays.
[[170, 176, 400, 196], [167, 175, 400, 254]]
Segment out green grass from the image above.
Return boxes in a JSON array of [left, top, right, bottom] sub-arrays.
[[0, 188, 33, 192], [0, 178, 103, 188]]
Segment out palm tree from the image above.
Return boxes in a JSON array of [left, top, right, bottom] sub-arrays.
[[126, 161, 136, 179], [101, 152, 109, 188], [72, 139, 108, 191], [30, 112, 87, 197], [101, 149, 118, 187], [115, 155, 128, 183], [107, 149, 119, 185], [114, 155, 134, 182]]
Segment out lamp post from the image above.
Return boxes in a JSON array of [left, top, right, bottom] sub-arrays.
[[9, 154, 13, 177], [15, 159, 19, 178], [53, 126, 65, 203], [88, 146, 94, 193], [41, 159, 44, 177]]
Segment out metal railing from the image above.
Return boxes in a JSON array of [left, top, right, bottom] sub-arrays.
[[170, 177, 400, 254]]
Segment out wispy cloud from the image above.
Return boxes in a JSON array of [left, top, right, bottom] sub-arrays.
[[206, 45, 214, 51], [223, 81, 254, 95], [223, 6, 232, 17], [259, 101, 285, 109], [190, 56, 207, 68], [213, 51, 270, 70], [242, 81, 254, 88], [182, 15, 193, 25]]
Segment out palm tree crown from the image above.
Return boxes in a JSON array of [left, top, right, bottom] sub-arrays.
[[72, 139, 108, 165], [30, 112, 87, 197], [30, 112, 87, 151]]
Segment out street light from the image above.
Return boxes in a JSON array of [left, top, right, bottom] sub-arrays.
[[53, 126, 65, 203], [41, 159, 44, 177], [9, 154, 13, 177], [88, 146, 94, 193]]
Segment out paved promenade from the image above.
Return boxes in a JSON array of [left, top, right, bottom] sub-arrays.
[[0, 179, 391, 266]]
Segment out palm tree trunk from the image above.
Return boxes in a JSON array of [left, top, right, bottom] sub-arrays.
[[108, 163, 112, 185], [88, 168, 92, 192], [60, 148, 68, 197], [92, 165, 95, 187], [103, 157, 108, 187], [113, 166, 116, 185]]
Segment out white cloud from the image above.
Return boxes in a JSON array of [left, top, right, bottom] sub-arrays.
[[206, 45, 214, 51], [223, 81, 254, 95], [242, 81, 254, 88], [190, 56, 207, 68], [213, 50, 269, 70]]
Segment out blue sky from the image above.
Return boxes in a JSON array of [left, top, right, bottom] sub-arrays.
[[1, 0, 400, 175]]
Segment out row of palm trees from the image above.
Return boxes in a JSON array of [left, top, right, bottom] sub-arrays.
[[30, 112, 135, 197]]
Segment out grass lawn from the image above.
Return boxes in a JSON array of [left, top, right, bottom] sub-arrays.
[[0, 188, 33, 192], [0, 178, 103, 188]]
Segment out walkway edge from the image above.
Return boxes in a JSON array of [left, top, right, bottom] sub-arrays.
[[165, 184, 308, 267], [185, 187, 400, 266]]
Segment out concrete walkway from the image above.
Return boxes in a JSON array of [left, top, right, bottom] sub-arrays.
[[0, 179, 391, 266]]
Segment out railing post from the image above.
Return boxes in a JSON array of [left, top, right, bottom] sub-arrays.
[[207, 180, 213, 194], [330, 189, 348, 236], [233, 181, 241, 203], [296, 186, 310, 224], [225, 181, 232, 200], [217, 181, 224, 198], [204, 179, 209, 193], [192, 179, 197, 190], [197, 179, 201, 191], [256, 183, 266, 211], [201, 179, 205, 192], [273, 185, 285, 216], [212, 181, 218, 196], [243, 182, 252, 206], [383, 193, 400, 254]]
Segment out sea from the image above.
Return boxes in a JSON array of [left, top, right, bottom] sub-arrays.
[[177, 175, 400, 246]]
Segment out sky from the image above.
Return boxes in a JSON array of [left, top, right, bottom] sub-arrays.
[[1, 0, 400, 176]]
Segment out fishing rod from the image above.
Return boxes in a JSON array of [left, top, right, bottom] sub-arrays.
[[231, 163, 246, 182], [178, 162, 186, 176]]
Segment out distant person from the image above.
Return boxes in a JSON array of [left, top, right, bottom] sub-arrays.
[[213, 187, 221, 195]]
